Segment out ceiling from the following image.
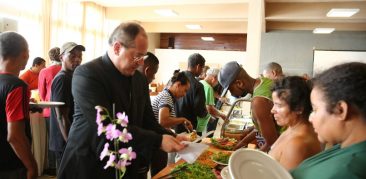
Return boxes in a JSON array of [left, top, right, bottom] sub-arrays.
[[84, 0, 366, 34]]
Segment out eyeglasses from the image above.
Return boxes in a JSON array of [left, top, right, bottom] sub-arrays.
[[133, 55, 148, 62]]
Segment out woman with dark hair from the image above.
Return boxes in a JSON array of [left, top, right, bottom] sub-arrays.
[[269, 76, 321, 170], [152, 72, 192, 130], [150, 71, 192, 176], [291, 62, 366, 179]]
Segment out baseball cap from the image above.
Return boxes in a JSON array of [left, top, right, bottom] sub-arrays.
[[60, 42, 85, 55], [218, 61, 241, 96]]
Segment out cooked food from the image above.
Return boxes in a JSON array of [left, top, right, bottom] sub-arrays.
[[171, 163, 216, 179], [212, 152, 232, 165], [211, 137, 237, 150], [201, 137, 212, 144], [189, 131, 198, 141], [196, 150, 216, 168]]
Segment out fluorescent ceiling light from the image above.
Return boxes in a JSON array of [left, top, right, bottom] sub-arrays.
[[327, 8, 360, 17], [201, 37, 215, 41], [313, 28, 335, 34], [185, 24, 201, 30], [154, 9, 178, 17]]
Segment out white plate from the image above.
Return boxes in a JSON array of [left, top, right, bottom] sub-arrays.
[[221, 166, 232, 179], [229, 149, 292, 179], [30, 101, 65, 108]]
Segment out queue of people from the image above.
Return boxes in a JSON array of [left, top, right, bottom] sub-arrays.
[[1, 22, 366, 179]]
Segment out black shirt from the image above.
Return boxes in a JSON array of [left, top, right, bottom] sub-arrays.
[[0, 74, 31, 170], [50, 70, 74, 152]]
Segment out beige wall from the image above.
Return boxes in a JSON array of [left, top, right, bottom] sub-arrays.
[[147, 33, 160, 53]]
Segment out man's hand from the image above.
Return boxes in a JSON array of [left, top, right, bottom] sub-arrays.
[[219, 113, 227, 121], [234, 139, 248, 150], [233, 127, 255, 150], [160, 135, 187, 152], [183, 119, 193, 131], [219, 97, 229, 104], [176, 133, 190, 142]]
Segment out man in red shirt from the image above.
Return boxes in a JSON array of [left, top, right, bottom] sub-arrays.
[[0, 32, 38, 179], [19, 57, 46, 90], [37, 47, 61, 174], [38, 47, 61, 118]]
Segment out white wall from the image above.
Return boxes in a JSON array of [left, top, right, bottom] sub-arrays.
[[154, 49, 248, 84], [313, 50, 366, 75], [260, 30, 366, 77]]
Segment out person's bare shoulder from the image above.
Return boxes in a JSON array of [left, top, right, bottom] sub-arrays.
[[278, 135, 312, 170], [280, 132, 321, 167]]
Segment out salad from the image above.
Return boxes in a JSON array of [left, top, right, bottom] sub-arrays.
[[171, 163, 216, 179]]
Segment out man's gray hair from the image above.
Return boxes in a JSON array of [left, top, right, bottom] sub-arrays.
[[206, 68, 220, 77], [264, 62, 283, 73], [108, 22, 145, 48]]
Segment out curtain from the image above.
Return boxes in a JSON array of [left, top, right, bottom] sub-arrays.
[[0, 0, 108, 66], [50, 0, 107, 63]]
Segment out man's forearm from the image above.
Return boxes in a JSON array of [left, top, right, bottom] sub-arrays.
[[8, 130, 37, 175], [57, 116, 69, 141]]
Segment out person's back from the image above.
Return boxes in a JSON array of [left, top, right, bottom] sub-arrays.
[[38, 47, 61, 118], [253, 77, 272, 100], [175, 53, 209, 134], [0, 31, 38, 179], [0, 74, 32, 170], [251, 77, 275, 147]]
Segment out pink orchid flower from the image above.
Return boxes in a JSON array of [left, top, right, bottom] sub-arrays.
[[118, 128, 132, 143], [104, 154, 116, 169], [115, 160, 128, 170], [105, 124, 122, 141], [100, 143, 110, 161], [119, 147, 136, 161], [116, 112, 129, 127], [97, 123, 105, 136], [95, 105, 136, 177]]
